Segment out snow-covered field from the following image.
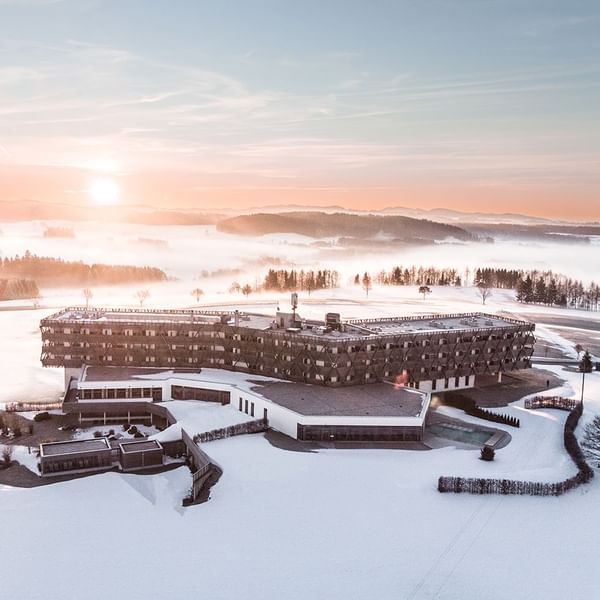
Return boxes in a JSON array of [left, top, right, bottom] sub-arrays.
[[1, 220, 600, 599], [0, 365, 598, 600]]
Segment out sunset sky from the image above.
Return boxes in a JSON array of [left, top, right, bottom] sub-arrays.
[[1, 0, 599, 218]]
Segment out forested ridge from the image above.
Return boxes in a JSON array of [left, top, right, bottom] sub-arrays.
[[217, 212, 476, 241], [0, 251, 167, 287]]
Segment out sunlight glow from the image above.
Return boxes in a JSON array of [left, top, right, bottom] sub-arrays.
[[89, 178, 120, 206]]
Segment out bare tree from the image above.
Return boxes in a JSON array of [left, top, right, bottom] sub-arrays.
[[418, 285, 431, 300], [229, 282, 241, 294], [32, 293, 42, 309], [2, 445, 13, 468], [82, 287, 93, 309], [362, 272, 372, 298], [582, 415, 600, 467], [241, 284, 252, 298], [477, 281, 492, 305], [191, 288, 204, 303], [135, 289, 150, 307]]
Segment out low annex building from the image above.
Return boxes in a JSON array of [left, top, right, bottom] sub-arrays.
[[39, 436, 165, 477], [40, 438, 112, 476], [62, 366, 431, 442], [118, 439, 164, 471]]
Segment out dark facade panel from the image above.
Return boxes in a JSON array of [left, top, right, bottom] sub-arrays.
[[297, 424, 423, 442], [171, 385, 230, 404]]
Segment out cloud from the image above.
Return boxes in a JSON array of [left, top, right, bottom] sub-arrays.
[[0, 35, 598, 197]]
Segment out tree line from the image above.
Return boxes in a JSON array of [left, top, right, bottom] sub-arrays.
[[360, 265, 523, 288], [0, 278, 39, 301], [354, 264, 599, 311], [0, 251, 167, 286], [516, 273, 600, 310], [233, 269, 341, 296], [262, 268, 340, 292]]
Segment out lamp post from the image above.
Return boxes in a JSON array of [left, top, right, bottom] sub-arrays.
[[579, 350, 593, 408]]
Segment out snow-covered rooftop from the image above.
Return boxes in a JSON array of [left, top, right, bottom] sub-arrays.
[[44, 306, 531, 341], [40, 437, 110, 456], [151, 400, 256, 443], [255, 381, 427, 417]]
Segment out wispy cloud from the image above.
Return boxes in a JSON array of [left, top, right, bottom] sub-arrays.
[[1, 32, 599, 207]]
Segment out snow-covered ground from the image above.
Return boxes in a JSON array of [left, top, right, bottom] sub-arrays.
[[1, 366, 598, 600], [152, 400, 258, 443]]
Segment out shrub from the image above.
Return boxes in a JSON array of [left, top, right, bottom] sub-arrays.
[[34, 411, 51, 422], [122, 423, 130, 431], [480, 446, 495, 461], [12, 426, 21, 438], [441, 393, 519, 428], [133, 431, 145, 438], [128, 425, 138, 435], [93, 430, 103, 438], [108, 429, 115, 436]]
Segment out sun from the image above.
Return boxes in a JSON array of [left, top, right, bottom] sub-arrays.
[[89, 178, 120, 206]]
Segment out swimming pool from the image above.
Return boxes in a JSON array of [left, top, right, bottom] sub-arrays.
[[427, 423, 494, 446]]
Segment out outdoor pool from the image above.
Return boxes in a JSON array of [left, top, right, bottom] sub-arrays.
[[427, 423, 494, 446]]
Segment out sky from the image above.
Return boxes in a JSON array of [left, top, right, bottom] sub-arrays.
[[0, 0, 599, 219]]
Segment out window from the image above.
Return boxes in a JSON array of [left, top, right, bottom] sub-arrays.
[[250, 402, 255, 417]]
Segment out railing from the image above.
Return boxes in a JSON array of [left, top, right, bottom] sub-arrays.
[[4, 401, 63, 412], [345, 312, 533, 327], [181, 428, 216, 503], [41, 306, 251, 325]]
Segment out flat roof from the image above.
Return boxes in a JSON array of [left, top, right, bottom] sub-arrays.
[[48, 308, 224, 325], [343, 314, 515, 335], [44, 307, 531, 342], [81, 366, 201, 383], [41, 437, 110, 456], [119, 440, 162, 453], [254, 381, 427, 417]]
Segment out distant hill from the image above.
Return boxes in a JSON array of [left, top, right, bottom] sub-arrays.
[[463, 223, 599, 242], [216, 212, 476, 242], [0, 200, 223, 226], [2, 199, 596, 229]]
